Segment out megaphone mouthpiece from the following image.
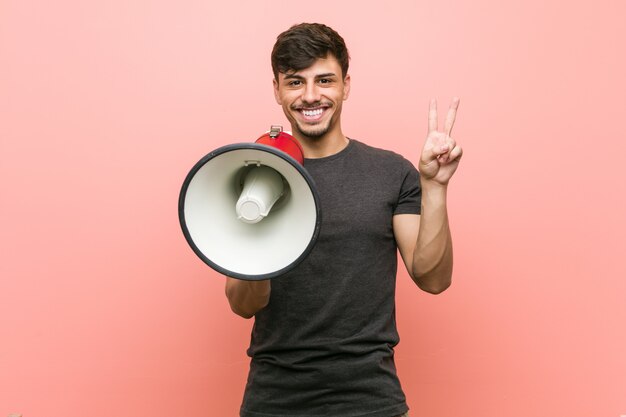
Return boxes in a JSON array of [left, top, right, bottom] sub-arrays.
[[236, 165, 284, 224]]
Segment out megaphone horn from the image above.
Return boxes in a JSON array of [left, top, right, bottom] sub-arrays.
[[178, 126, 321, 281]]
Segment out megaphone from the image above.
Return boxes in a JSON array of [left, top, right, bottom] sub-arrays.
[[178, 126, 321, 280]]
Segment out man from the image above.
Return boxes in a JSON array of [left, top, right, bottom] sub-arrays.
[[225, 23, 462, 417]]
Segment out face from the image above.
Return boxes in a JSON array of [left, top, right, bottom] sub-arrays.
[[273, 56, 350, 140]]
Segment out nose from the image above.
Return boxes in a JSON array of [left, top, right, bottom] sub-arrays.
[[301, 82, 321, 104]]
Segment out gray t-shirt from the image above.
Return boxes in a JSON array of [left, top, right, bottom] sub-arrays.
[[241, 139, 421, 417]]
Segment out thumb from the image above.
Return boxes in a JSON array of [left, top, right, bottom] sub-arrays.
[[421, 142, 450, 164]]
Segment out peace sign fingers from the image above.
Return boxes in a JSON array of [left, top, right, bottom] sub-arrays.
[[428, 97, 460, 136], [420, 97, 462, 184]]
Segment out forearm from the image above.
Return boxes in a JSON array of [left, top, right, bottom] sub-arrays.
[[411, 179, 453, 293], [225, 278, 271, 318]]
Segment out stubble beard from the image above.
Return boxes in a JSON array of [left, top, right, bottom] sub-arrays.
[[293, 120, 330, 140]]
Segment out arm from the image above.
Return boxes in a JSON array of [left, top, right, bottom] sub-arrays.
[[394, 98, 462, 294], [225, 278, 271, 319], [394, 181, 453, 294]]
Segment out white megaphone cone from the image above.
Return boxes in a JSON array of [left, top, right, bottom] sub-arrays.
[[179, 126, 321, 281]]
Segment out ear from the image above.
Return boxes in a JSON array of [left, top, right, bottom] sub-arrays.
[[342, 74, 351, 101], [273, 78, 282, 105]]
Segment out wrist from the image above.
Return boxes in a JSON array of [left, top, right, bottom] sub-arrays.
[[421, 177, 448, 193], [420, 178, 448, 210]]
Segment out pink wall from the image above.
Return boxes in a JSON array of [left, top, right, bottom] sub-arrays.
[[1, 0, 625, 416]]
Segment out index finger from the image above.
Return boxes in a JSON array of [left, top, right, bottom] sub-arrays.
[[444, 97, 460, 136], [428, 99, 438, 134]]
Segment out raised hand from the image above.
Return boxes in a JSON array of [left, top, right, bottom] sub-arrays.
[[419, 98, 463, 185]]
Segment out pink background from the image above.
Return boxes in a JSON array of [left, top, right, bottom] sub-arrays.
[[1, 0, 625, 416]]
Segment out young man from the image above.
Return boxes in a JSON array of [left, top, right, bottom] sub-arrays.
[[226, 23, 462, 417]]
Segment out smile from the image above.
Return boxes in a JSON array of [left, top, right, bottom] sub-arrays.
[[297, 106, 329, 121]]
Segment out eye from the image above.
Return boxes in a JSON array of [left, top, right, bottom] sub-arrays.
[[287, 80, 302, 87]]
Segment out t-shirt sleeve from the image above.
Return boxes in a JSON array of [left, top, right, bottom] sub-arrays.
[[394, 158, 421, 215]]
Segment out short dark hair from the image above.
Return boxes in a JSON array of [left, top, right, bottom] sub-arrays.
[[271, 23, 350, 80]]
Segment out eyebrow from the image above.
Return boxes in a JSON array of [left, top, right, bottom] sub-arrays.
[[283, 72, 338, 80], [314, 73, 338, 79]]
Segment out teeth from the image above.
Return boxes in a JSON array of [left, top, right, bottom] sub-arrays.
[[302, 108, 323, 117]]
